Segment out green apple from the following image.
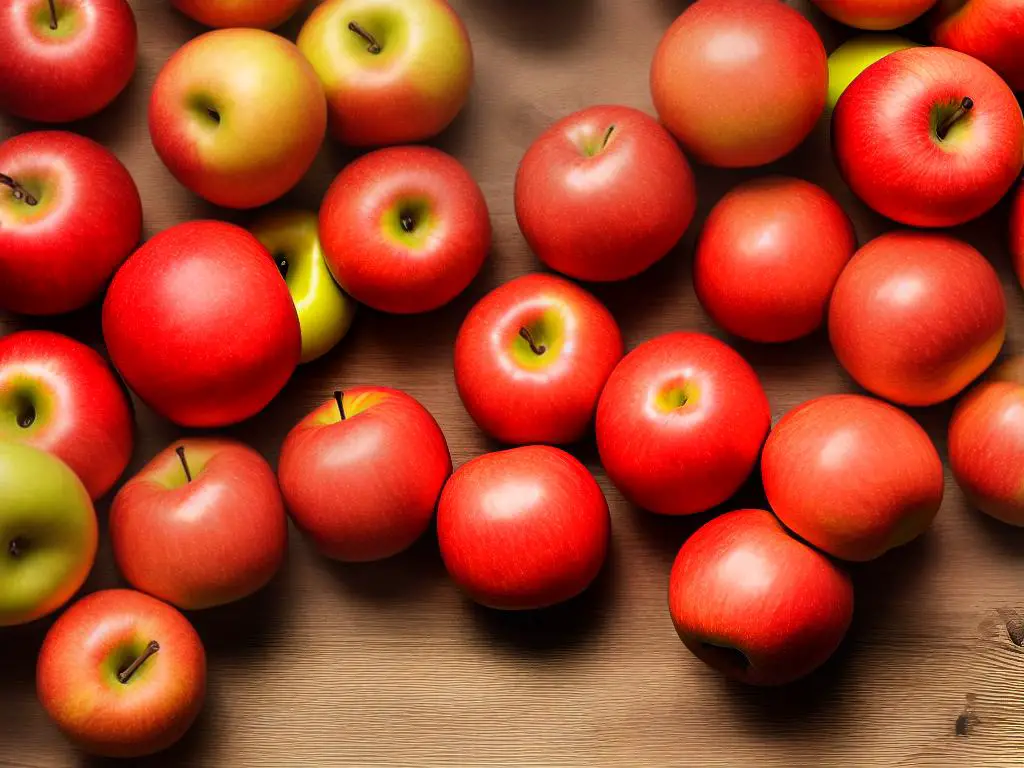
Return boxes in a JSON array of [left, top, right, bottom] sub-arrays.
[[827, 35, 920, 110], [251, 210, 355, 363], [0, 441, 97, 627]]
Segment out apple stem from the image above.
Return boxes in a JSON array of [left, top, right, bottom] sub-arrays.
[[601, 125, 615, 151], [175, 445, 192, 483], [334, 390, 346, 421], [937, 97, 974, 141], [0, 174, 38, 206], [518, 327, 547, 356], [117, 641, 160, 684], [47, 0, 58, 29], [348, 22, 381, 54]]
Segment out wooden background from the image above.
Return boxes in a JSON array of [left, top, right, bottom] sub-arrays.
[[2, 1, 1023, 765]]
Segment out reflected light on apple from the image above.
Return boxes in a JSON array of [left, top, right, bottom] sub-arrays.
[[876, 275, 927, 307], [565, 150, 631, 192], [702, 32, 761, 67], [818, 427, 858, 471], [481, 479, 544, 521], [715, 546, 773, 593]]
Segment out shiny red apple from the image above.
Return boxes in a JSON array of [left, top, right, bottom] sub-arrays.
[[812, 0, 936, 29], [932, 0, 1024, 91], [171, 0, 305, 28]]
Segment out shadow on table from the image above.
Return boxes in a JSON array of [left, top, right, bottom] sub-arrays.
[[469, 0, 599, 51]]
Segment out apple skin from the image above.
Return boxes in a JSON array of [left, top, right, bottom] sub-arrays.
[[251, 210, 356, 364], [454, 274, 623, 445], [948, 358, 1024, 526], [694, 177, 856, 343], [763, 394, 944, 561], [932, 0, 1024, 91], [1012, 183, 1023, 290], [149, 29, 327, 210], [514, 105, 697, 282], [278, 387, 452, 562], [320, 146, 491, 314], [650, 0, 827, 168], [297, 0, 472, 147], [826, 34, 919, 110], [36, 589, 206, 758], [0, 440, 97, 627], [832, 47, 1024, 228], [110, 438, 288, 610], [829, 232, 1006, 407], [596, 332, 771, 516], [171, 0, 305, 29], [102, 220, 301, 428], [437, 445, 610, 610], [812, 0, 936, 29], [0, 331, 133, 500], [0, 0, 137, 122], [669, 509, 854, 686], [0, 131, 143, 316]]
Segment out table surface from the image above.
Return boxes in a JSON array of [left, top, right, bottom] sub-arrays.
[[2, 1, 1024, 766]]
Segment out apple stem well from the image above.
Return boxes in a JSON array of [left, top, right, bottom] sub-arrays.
[[518, 327, 547, 356], [7, 538, 25, 558], [937, 97, 974, 141], [117, 641, 160, 685], [47, 0, 58, 30], [175, 445, 193, 483], [348, 22, 382, 54], [334, 390, 347, 421], [0, 174, 38, 206]]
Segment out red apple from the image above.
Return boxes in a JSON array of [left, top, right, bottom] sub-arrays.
[[320, 146, 490, 314], [0, 330, 133, 500], [0, 131, 142, 316], [694, 177, 856, 343], [596, 332, 770, 516], [812, 0, 936, 29], [0, 0, 137, 122], [110, 438, 288, 610], [514, 105, 696, 282], [171, 0, 305, 29], [832, 47, 1023, 228], [669, 509, 854, 686], [37, 589, 205, 758], [278, 387, 452, 562], [763, 394, 944, 561], [102, 220, 301, 427], [454, 274, 623, 445], [437, 445, 609, 610], [829, 232, 1006, 407], [932, 0, 1024, 91], [1012, 183, 1023, 290], [650, 0, 827, 168]]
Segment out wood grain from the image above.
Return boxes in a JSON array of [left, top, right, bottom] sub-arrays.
[[2, 1, 1024, 766]]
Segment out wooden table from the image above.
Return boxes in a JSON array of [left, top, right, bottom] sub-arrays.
[[3, 1, 1023, 765]]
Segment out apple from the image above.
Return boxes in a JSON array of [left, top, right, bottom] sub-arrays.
[[763, 394, 944, 561], [932, 0, 1024, 91], [0, 131, 142, 316], [948, 358, 1024, 526], [694, 177, 856, 343], [297, 0, 473, 147], [251, 210, 356, 364], [149, 29, 326, 210], [0, 331, 133, 500], [1012, 183, 1023, 290], [454, 274, 623, 445], [650, 0, 827, 168], [669, 509, 854, 686], [36, 589, 205, 758], [596, 332, 770, 516], [319, 146, 491, 314], [110, 438, 288, 610], [826, 34, 919, 110], [0, 440, 97, 627], [811, 0, 936, 29], [829, 232, 1005, 407], [514, 105, 696, 282], [278, 387, 452, 562], [437, 445, 609, 610], [102, 220, 301, 428], [832, 46, 1023, 228], [171, 0, 305, 29], [0, 0, 137, 122]]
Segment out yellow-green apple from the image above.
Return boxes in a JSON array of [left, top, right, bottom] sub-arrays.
[[437, 445, 609, 610], [0, 440, 97, 626], [763, 394, 944, 561], [829, 232, 1005, 406], [650, 0, 827, 168], [454, 274, 623, 445], [149, 29, 327, 209], [0, 131, 142, 316], [949, 358, 1024, 526], [103, 221, 300, 427], [932, 0, 1024, 90], [669, 509, 854, 686], [694, 177, 856, 343], [278, 387, 451, 562], [320, 146, 490, 314], [251, 210, 355, 364], [171, 0, 305, 29], [297, 0, 472, 146], [832, 47, 1023, 227], [0, 331, 133, 500], [0, 0, 137, 122], [36, 589, 205, 758], [596, 332, 770, 516], [812, 0, 936, 28], [514, 105, 696, 282], [110, 438, 288, 610], [1013, 183, 1023, 290], [826, 34, 919, 110]]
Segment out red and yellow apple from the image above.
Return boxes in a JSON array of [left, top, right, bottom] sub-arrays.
[[826, 34, 919, 110], [932, 0, 1024, 91], [171, 0, 305, 29]]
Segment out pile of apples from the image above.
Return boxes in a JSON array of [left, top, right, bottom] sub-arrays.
[[1, 0, 1023, 758]]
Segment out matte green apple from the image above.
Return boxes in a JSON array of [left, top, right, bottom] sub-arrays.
[[827, 35, 920, 110]]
